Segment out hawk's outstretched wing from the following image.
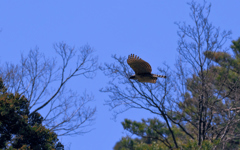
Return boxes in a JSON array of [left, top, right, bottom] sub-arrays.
[[127, 54, 152, 75]]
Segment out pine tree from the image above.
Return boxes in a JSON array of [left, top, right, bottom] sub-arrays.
[[0, 77, 64, 149]]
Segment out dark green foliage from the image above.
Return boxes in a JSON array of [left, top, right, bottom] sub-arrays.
[[56, 142, 65, 150], [114, 137, 135, 150], [28, 112, 44, 126], [203, 38, 240, 149], [122, 118, 171, 144], [0, 78, 63, 149], [205, 38, 240, 74], [115, 118, 218, 150], [120, 118, 188, 149], [0, 89, 29, 148]]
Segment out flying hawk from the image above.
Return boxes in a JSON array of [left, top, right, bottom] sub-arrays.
[[127, 54, 166, 83]]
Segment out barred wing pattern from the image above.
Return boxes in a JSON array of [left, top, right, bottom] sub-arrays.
[[127, 54, 152, 74], [127, 54, 166, 83]]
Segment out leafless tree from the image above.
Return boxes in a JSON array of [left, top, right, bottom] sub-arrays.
[[101, 1, 240, 149], [0, 42, 97, 136], [100, 54, 181, 149], [173, 1, 240, 149]]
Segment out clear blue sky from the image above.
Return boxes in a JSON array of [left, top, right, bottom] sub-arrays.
[[0, 1, 239, 149]]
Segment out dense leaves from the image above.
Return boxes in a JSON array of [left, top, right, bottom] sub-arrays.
[[115, 118, 217, 150], [0, 78, 64, 149]]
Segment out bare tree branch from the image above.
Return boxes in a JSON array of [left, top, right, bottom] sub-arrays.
[[0, 42, 97, 136]]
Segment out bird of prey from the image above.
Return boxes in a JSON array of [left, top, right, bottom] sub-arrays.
[[127, 54, 166, 83]]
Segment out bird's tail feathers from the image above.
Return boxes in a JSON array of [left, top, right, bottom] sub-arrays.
[[156, 74, 167, 78]]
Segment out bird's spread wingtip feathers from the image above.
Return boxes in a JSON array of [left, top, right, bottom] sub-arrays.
[[127, 54, 166, 82], [128, 54, 141, 60]]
